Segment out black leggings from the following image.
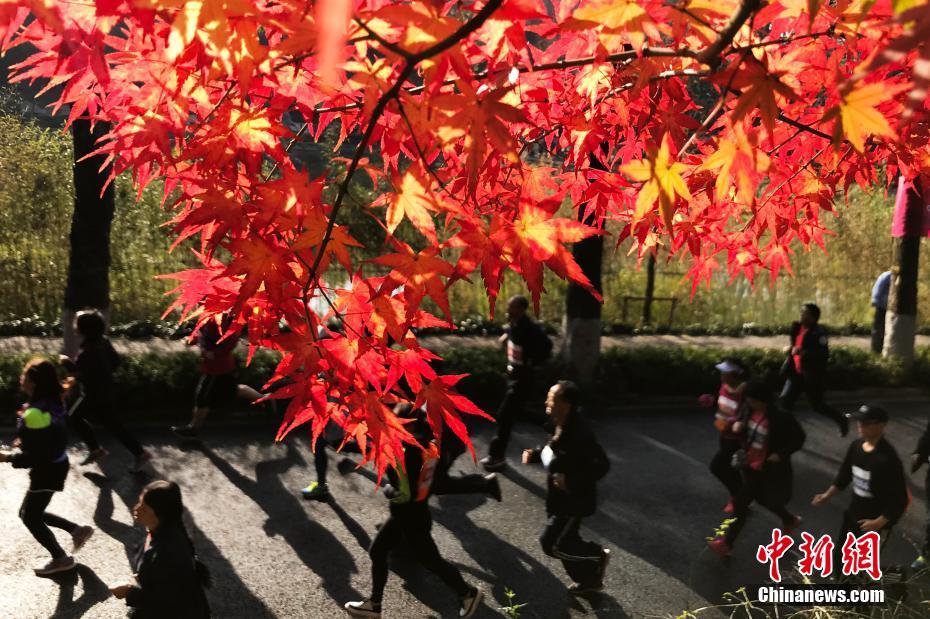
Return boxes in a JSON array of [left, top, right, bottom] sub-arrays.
[[540, 514, 602, 584], [725, 469, 795, 546], [488, 373, 533, 459], [70, 394, 143, 457], [20, 491, 77, 559], [369, 502, 470, 603], [710, 437, 742, 498]]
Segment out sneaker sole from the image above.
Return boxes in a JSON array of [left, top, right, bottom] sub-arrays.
[[461, 589, 484, 618], [35, 562, 76, 576], [344, 606, 380, 618]]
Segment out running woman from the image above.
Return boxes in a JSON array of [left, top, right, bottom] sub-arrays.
[[344, 404, 484, 618], [708, 381, 805, 558], [60, 309, 152, 471], [700, 358, 748, 514], [523, 381, 611, 594], [172, 314, 264, 442], [0, 358, 94, 575]]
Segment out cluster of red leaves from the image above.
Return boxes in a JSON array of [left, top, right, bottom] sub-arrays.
[[1, 0, 927, 476]]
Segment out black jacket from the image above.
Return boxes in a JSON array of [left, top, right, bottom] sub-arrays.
[[785, 322, 829, 376], [535, 411, 609, 517], [760, 408, 806, 505], [10, 401, 69, 491], [126, 525, 210, 619], [64, 338, 121, 398]]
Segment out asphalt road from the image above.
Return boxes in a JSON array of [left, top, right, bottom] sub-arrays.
[[1, 399, 929, 619]]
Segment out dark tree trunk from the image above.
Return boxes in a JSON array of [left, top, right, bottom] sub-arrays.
[[643, 253, 656, 325], [883, 176, 924, 366], [562, 210, 603, 387], [62, 118, 115, 356]]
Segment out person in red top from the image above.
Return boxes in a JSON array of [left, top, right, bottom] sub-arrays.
[[707, 381, 806, 558], [779, 303, 848, 437], [171, 314, 264, 442], [700, 358, 748, 514]]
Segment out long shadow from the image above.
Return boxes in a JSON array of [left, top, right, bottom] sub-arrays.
[[48, 565, 111, 619], [90, 443, 277, 619], [84, 471, 142, 563], [201, 440, 361, 610]]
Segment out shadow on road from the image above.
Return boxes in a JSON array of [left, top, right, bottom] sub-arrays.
[[47, 564, 111, 619], [201, 440, 362, 611]]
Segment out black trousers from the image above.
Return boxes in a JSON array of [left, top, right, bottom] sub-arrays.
[[488, 371, 533, 459], [871, 308, 886, 355], [835, 510, 892, 571], [70, 393, 143, 457], [779, 372, 843, 425], [540, 514, 602, 585], [20, 490, 77, 559], [710, 437, 742, 498], [724, 469, 795, 546], [369, 502, 470, 602]]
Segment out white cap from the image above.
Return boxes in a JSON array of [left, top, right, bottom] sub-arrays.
[[715, 360, 742, 374]]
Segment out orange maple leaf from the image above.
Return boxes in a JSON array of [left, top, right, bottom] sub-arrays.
[[383, 169, 440, 243], [620, 136, 692, 230], [824, 80, 909, 153]]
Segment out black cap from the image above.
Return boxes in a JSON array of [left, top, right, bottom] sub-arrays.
[[845, 404, 889, 424]]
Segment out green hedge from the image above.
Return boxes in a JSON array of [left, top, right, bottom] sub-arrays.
[[0, 345, 924, 425]]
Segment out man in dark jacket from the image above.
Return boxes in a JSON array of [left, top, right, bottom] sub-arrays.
[[812, 405, 908, 567], [482, 295, 552, 471], [909, 417, 930, 570], [523, 381, 610, 594], [779, 303, 848, 436]]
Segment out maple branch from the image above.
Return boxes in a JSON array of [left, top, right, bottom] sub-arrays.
[[697, 0, 762, 67], [396, 101, 457, 201], [301, 0, 504, 315], [757, 146, 828, 208], [775, 113, 832, 141], [353, 17, 411, 59], [728, 29, 836, 53]]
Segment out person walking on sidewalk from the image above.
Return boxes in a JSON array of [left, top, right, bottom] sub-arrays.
[[779, 303, 849, 437], [109, 480, 211, 618], [699, 358, 749, 514], [60, 309, 152, 472], [910, 417, 930, 570], [481, 295, 552, 472], [172, 314, 264, 442], [812, 405, 908, 566], [708, 381, 805, 559], [344, 404, 484, 618], [0, 359, 94, 576], [871, 271, 892, 355], [522, 381, 611, 594]]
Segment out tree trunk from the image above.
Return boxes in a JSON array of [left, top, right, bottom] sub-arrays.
[[562, 206, 603, 388], [62, 118, 115, 357], [643, 253, 656, 325], [883, 176, 924, 366]]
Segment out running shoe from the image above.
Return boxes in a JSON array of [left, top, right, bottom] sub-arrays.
[[485, 473, 502, 502], [568, 581, 604, 595], [344, 599, 381, 617], [301, 482, 331, 502], [34, 556, 76, 576], [71, 526, 94, 553], [707, 536, 732, 558], [723, 498, 735, 514], [459, 587, 484, 618], [480, 455, 506, 472], [80, 447, 109, 466], [171, 425, 201, 442]]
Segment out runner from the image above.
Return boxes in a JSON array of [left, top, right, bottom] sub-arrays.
[[522, 380, 611, 593], [60, 309, 152, 471], [171, 314, 264, 442], [108, 480, 211, 617], [481, 295, 552, 472], [812, 405, 908, 567], [708, 381, 805, 558], [344, 404, 484, 618], [910, 417, 930, 570], [700, 358, 748, 514], [0, 358, 94, 576], [779, 303, 848, 436]]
